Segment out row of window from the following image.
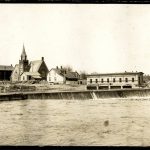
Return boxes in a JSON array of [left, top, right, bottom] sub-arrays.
[[89, 78, 135, 83]]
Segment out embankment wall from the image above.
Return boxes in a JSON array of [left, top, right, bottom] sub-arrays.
[[0, 88, 150, 101]]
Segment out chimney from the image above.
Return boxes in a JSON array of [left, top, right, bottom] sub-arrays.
[[61, 66, 63, 69], [56, 66, 59, 69], [42, 57, 44, 61]]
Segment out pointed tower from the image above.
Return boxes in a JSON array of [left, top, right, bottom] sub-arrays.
[[19, 44, 30, 76], [21, 44, 27, 61]]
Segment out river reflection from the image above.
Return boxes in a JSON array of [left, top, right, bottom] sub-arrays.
[[0, 98, 150, 146]]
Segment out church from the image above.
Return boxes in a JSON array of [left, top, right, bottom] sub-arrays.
[[11, 45, 49, 82]]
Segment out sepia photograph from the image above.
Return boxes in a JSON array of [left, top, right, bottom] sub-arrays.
[[0, 4, 150, 146]]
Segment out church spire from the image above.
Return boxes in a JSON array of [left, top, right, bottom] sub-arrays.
[[21, 44, 27, 60]]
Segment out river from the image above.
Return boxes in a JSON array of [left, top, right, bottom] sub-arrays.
[[0, 98, 150, 146]]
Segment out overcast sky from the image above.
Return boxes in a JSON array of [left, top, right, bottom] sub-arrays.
[[0, 4, 150, 74]]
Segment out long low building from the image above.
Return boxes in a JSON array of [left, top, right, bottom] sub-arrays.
[[87, 72, 144, 90]]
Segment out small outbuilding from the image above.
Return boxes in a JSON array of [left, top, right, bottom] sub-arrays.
[[21, 72, 41, 81]]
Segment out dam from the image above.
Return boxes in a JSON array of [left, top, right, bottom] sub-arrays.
[[1, 88, 150, 101]]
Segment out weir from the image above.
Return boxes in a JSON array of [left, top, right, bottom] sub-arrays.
[[0, 88, 150, 101]]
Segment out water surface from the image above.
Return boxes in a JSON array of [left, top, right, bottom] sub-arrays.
[[0, 98, 150, 146]]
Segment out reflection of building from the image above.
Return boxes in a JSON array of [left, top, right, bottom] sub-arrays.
[[0, 65, 14, 81], [11, 45, 49, 82], [87, 72, 144, 90], [47, 66, 80, 84]]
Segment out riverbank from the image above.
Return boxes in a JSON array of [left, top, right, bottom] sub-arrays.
[[0, 82, 87, 93], [1, 88, 150, 101]]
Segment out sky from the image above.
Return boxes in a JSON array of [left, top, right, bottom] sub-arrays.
[[0, 4, 150, 74]]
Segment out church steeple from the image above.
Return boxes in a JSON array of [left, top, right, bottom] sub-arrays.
[[21, 44, 27, 61], [19, 44, 29, 77]]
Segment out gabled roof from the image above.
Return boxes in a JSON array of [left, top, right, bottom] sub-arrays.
[[29, 60, 43, 72], [0, 65, 14, 71], [64, 71, 79, 79]]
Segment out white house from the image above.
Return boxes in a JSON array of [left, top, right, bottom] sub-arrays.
[[47, 68, 65, 84], [87, 72, 144, 90], [47, 67, 80, 84]]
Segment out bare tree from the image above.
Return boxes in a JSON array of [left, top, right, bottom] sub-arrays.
[[63, 65, 73, 72]]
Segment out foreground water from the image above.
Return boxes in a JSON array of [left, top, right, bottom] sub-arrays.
[[0, 98, 150, 146]]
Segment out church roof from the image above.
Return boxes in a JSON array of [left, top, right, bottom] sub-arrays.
[[29, 60, 43, 72]]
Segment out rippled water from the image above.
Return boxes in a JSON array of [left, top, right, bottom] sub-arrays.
[[0, 98, 150, 146]]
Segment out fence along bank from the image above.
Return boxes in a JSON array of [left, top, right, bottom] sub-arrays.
[[86, 72, 144, 90]]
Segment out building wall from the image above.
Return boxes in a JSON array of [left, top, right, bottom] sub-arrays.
[[11, 65, 20, 82], [78, 79, 87, 85], [20, 74, 28, 81], [87, 73, 143, 89], [66, 80, 78, 85], [47, 69, 64, 84]]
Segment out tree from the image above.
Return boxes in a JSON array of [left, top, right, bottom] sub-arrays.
[[79, 71, 87, 79], [63, 65, 73, 72]]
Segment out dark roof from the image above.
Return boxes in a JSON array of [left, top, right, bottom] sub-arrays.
[[64, 72, 79, 79], [0, 65, 14, 71], [87, 72, 144, 77]]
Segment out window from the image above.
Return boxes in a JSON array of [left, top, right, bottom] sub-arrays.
[[132, 78, 134, 82], [23, 76, 25, 81], [101, 78, 103, 83], [95, 79, 98, 83], [55, 77, 57, 81], [113, 78, 115, 82], [125, 78, 128, 82], [29, 76, 31, 80], [119, 78, 122, 82], [107, 78, 109, 83], [90, 79, 92, 83], [49, 77, 51, 81]]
